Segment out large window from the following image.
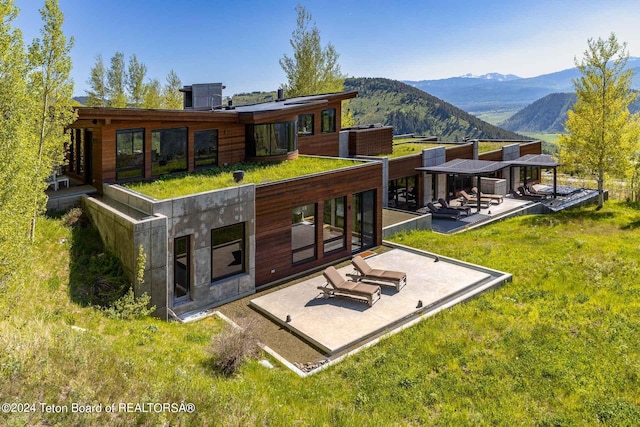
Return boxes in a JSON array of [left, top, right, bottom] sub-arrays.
[[321, 108, 336, 133], [194, 129, 218, 168], [388, 176, 417, 210], [246, 121, 297, 157], [520, 166, 539, 184], [174, 236, 191, 304], [292, 203, 316, 264], [211, 223, 245, 282], [151, 127, 187, 176], [116, 128, 144, 180], [298, 114, 314, 136], [323, 196, 346, 254]]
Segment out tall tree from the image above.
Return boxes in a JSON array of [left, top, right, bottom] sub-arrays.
[[558, 33, 640, 209], [163, 69, 182, 109], [27, 0, 77, 240], [85, 53, 107, 106], [107, 51, 127, 107], [279, 4, 345, 97], [142, 78, 163, 109], [127, 53, 147, 107], [0, 0, 31, 282]]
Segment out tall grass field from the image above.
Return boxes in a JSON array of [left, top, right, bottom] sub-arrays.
[[1, 202, 639, 425]]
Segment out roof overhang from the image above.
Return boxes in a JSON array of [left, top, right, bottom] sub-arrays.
[[504, 154, 560, 168], [416, 159, 509, 176], [74, 107, 239, 123]]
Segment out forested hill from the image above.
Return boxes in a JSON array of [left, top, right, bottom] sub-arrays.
[[499, 91, 640, 134], [345, 77, 525, 140]]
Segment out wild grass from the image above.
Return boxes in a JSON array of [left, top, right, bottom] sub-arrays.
[[1, 202, 639, 425], [124, 156, 359, 200]]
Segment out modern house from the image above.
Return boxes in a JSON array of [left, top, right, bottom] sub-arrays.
[[66, 85, 543, 319]]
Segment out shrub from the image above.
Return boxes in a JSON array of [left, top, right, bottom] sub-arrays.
[[61, 207, 89, 228], [103, 287, 155, 320], [207, 321, 260, 376]]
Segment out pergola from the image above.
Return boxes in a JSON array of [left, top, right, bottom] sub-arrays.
[[416, 159, 510, 212], [417, 154, 561, 212], [504, 154, 560, 197]]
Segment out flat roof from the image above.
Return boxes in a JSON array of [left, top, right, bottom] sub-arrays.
[[504, 154, 560, 168], [417, 158, 509, 175]]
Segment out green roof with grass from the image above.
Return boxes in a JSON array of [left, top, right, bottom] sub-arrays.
[[124, 156, 362, 200]]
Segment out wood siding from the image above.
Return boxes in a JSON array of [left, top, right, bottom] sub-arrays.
[[297, 100, 343, 156], [446, 143, 474, 161], [479, 150, 503, 161], [348, 126, 393, 156], [254, 162, 383, 286], [520, 140, 542, 156]]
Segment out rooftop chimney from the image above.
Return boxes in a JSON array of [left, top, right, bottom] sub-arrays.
[[277, 88, 285, 102]]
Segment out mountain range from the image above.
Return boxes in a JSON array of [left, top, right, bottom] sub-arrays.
[[405, 57, 640, 114], [344, 77, 524, 140], [499, 91, 640, 134]]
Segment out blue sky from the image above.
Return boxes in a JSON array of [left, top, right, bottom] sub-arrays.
[[13, 0, 640, 97]]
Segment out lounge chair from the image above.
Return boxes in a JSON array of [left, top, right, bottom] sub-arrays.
[[318, 266, 381, 306], [348, 255, 407, 291], [438, 198, 471, 215], [459, 190, 493, 208], [425, 202, 462, 220], [517, 186, 547, 200], [471, 187, 503, 204]]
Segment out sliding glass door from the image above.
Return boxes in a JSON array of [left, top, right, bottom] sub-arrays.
[[352, 189, 375, 252]]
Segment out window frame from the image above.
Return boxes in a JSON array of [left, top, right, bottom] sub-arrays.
[[174, 235, 191, 305], [194, 129, 219, 168], [323, 196, 346, 254], [321, 108, 336, 133], [297, 113, 314, 136], [115, 128, 145, 180], [151, 127, 188, 176], [211, 223, 246, 282], [246, 121, 297, 158], [292, 203, 317, 264]]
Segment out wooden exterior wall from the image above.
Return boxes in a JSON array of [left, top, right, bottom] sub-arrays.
[[479, 150, 503, 161], [520, 140, 542, 156], [297, 100, 344, 156], [254, 162, 383, 286], [446, 143, 474, 161], [348, 126, 393, 156]]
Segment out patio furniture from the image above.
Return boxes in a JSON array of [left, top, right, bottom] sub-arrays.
[[459, 190, 493, 208], [438, 198, 471, 215], [46, 172, 70, 191], [517, 186, 547, 200], [425, 202, 462, 220], [348, 255, 407, 291], [318, 266, 381, 306], [471, 187, 504, 204]]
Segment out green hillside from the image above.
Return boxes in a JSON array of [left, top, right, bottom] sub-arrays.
[[345, 77, 526, 140], [500, 91, 640, 134]]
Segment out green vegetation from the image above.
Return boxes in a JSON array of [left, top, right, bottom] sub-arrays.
[[86, 52, 182, 109], [125, 156, 360, 199], [2, 202, 639, 425], [279, 4, 345, 98], [559, 33, 640, 208], [345, 77, 529, 140], [384, 142, 444, 158]]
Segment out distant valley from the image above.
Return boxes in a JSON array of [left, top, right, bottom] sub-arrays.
[[404, 57, 640, 117]]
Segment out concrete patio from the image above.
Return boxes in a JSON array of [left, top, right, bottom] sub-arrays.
[[250, 247, 511, 355]]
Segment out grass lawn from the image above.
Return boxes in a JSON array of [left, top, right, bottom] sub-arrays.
[[1, 202, 639, 425], [125, 156, 360, 200]]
